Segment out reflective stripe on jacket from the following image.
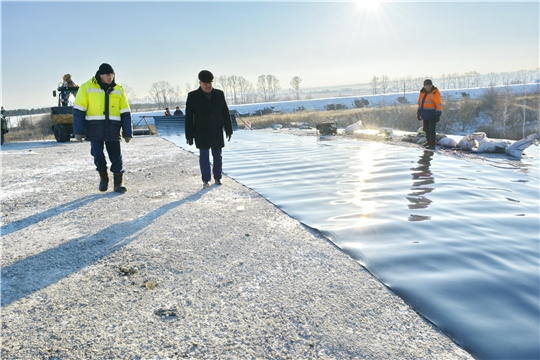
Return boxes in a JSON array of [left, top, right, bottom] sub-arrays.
[[417, 87, 442, 121], [73, 77, 132, 141]]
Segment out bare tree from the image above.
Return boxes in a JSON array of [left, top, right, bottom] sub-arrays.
[[462, 72, 472, 88], [440, 74, 448, 90], [267, 75, 281, 102], [227, 75, 240, 105], [457, 73, 467, 88], [391, 77, 401, 93], [520, 96, 527, 138], [237, 76, 253, 104], [501, 72, 512, 86], [487, 72, 499, 87], [405, 76, 418, 92], [257, 75, 269, 102], [290, 76, 302, 100], [472, 72, 481, 87], [380, 75, 390, 94], [214, 76, 228, 91], [257, 74, 280, 102], [370, 76, 380, 95], [497, 88, 515, 139], [211, 75, 227, 102], [515, 69, 529, 85], [185, 80, 199, 94], [414, 77, 425, 90], [121, 83, 136, 103], [448, 73, 459, 89], [149, 81, 178, 109]]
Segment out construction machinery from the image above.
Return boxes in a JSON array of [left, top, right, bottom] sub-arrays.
[[51, 83, 79, 142]]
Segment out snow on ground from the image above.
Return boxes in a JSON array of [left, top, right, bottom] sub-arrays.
[[131, 83, 538, 125]]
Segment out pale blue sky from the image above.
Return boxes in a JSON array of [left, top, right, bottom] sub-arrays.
[[1, 1, 538, 109]]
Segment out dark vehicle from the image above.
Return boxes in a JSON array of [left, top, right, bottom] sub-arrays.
[[1, 106, 8, 145], [51, 84, 79, 142]]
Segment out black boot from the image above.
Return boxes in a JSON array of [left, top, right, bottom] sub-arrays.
[[99, 171, 109, 192], [113, 172, 127, 193]]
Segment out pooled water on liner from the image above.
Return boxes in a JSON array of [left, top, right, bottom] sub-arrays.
[[157, 121, 539, 360]]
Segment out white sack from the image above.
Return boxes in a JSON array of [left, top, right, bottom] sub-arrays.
[[505, 133, 539, 159], [344, 120, 365, 133], [438, 137, 457, 148], [457, 135, 477, 151]]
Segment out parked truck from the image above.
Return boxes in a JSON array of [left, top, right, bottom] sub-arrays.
[[51, 82, 79, 142]]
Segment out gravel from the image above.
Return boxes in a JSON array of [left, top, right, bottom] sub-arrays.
[[1, 135, 472, 359]]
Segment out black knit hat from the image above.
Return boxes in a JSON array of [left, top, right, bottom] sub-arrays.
[[423, 79, 433, 85], [97, 63, 115, 75], [198, 70, 214, 82]]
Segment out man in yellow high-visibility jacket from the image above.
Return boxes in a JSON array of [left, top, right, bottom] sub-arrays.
[[73, 63, 132, 193]]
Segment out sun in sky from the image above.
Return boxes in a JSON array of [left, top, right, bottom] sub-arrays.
[[355, 0, 382, 11]]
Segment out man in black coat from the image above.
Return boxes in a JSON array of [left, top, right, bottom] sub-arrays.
[[173, 106, 183, 116], [185, 70, 233, 188]]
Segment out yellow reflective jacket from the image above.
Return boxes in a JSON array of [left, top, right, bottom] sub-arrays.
[[73, 77, 132, 141]]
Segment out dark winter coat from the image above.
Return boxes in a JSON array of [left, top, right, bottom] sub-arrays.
[[185, 87, 232, 149]]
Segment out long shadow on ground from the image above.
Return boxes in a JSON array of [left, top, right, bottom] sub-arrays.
[[1, 190, 207, 307], [1, 194, 109, 236]]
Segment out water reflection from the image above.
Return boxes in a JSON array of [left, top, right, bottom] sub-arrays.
[[407, 150, 434, 220], [155, 123, 540, 359]]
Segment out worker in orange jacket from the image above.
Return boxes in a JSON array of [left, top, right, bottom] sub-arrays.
[[417, 79, 443, 150]]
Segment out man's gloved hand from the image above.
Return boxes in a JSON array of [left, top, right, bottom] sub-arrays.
[[227, 134, 232, 142], [124, 136, 132, 143], [187, 138, 193, 146], [75, 134, 83, 142], [416, 112, 421, 121], [434, 115, 440, 123]]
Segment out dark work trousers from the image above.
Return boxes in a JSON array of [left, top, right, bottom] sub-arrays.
[[90, 141, 123, 173], [423, 119, 437, 145], [199, 147, 222, 183]]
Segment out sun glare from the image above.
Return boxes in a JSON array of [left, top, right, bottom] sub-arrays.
[[356, 0, 382, 10]]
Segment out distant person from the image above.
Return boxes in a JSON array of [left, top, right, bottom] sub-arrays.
[[164, 107, 172, 116], [73, 63, 133, 193], [417, 79, 442, 150], [60, 73, 78, 106], [62, 73, 77, 88], [185, 70, 233, 188], [173, 106, 183, 116], [1, 106, 8, 145]]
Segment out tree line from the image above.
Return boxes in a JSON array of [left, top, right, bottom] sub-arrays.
[[369, 68, 539, 95], [126, 75, 304, 111], [6, 68, 539, 115]]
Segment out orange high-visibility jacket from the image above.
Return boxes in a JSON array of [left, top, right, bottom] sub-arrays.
[[417, 87, 442, 121]]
